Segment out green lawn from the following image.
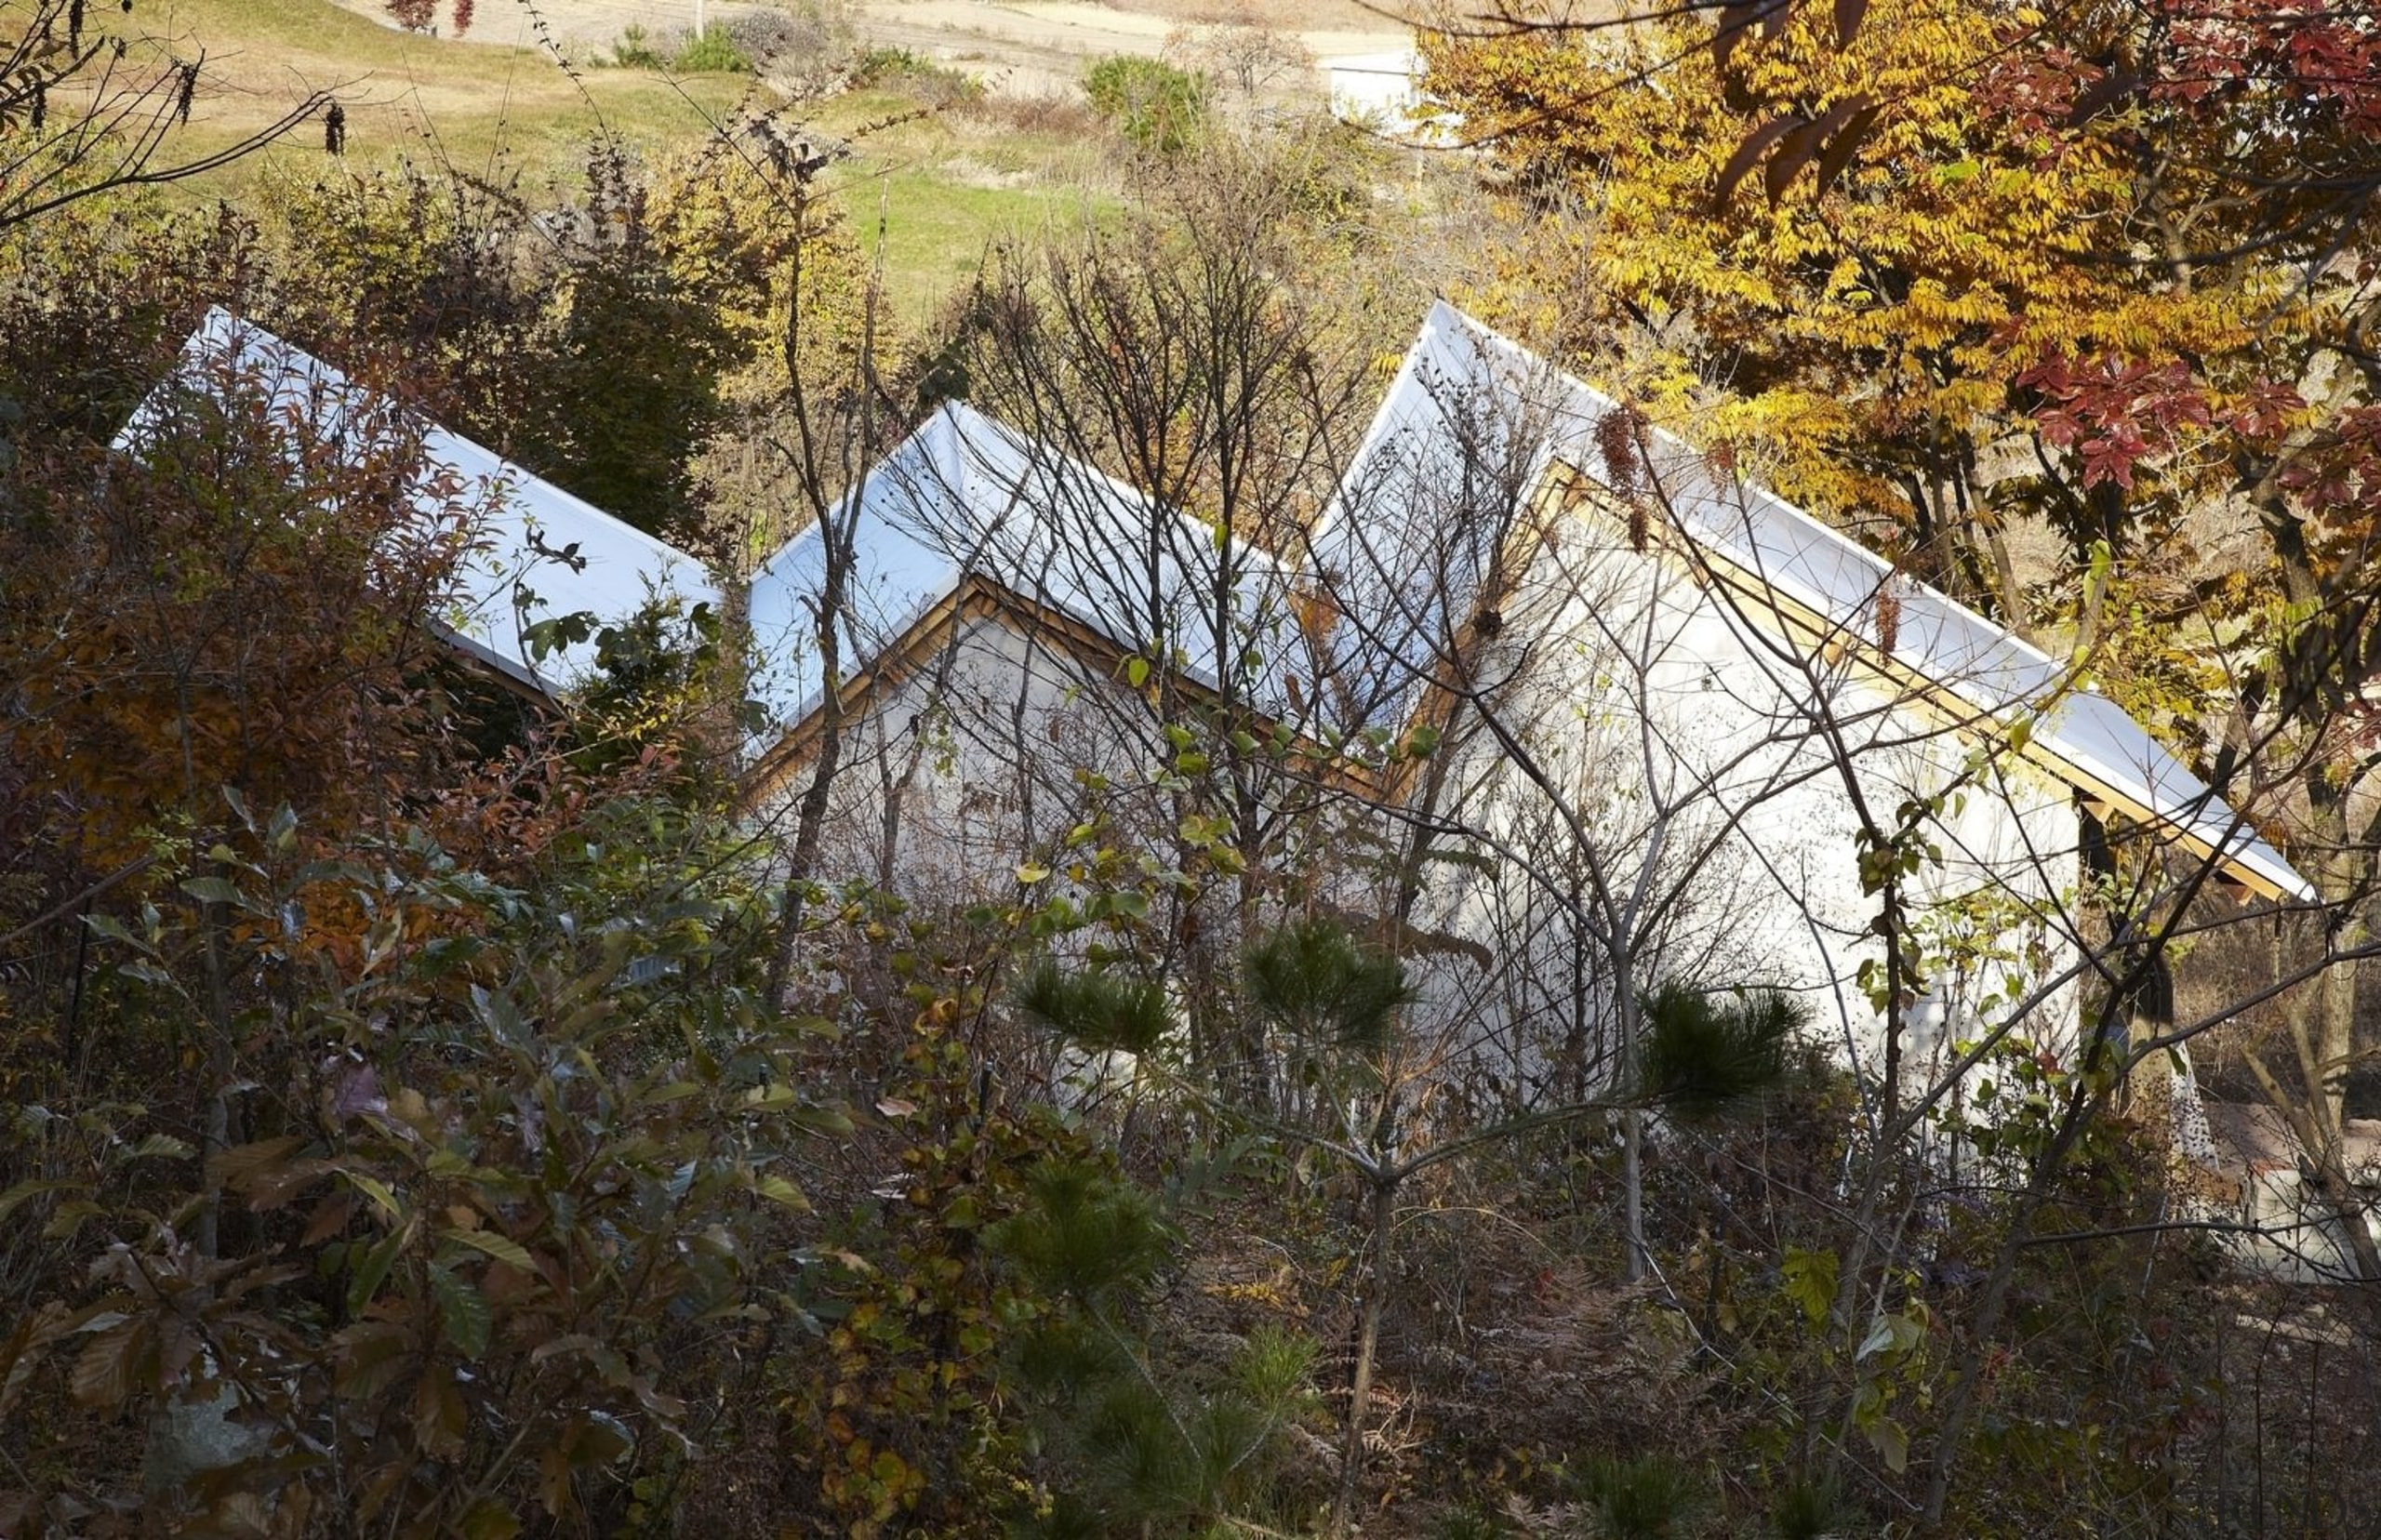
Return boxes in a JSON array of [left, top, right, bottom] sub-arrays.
[[807, 88, 1123, 330]]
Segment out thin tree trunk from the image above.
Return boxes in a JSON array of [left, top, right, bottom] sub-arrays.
[[1612, 953, 1647, 1282], [1622, 1109, 1645, 1283], [763, 202, 877, 1007], [762, 632, 848, 1002], [1333, 1173, 1398, 1535]]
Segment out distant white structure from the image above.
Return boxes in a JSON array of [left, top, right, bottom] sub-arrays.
[[1320, 49, 1457, 144], [2194, 1098, 2381, 1283]]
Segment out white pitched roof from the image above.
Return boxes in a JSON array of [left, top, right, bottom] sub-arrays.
[[126, 307, 2310, 903], [1315, 300, 2313, 902], [745, 402, 1307, 734], [120, 309, 720, 695]]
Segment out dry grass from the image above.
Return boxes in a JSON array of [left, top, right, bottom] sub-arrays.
[[79, 0, 1106, 330], [136, 0, 752, 193], [1097, 0, 1408, 33], [805, 83, 1121, 327]]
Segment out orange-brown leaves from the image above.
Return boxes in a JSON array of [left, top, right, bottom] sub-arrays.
[[1, 352, 475, 868]]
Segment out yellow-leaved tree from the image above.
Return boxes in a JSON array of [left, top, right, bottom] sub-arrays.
[[1433, 1, 2381, 1523], [1424, 0, 2262, 621]]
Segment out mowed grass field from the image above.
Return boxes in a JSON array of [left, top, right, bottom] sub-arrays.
[[121, 0, 1111, 330]]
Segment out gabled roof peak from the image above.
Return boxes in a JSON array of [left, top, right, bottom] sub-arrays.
[[1357, 299, 2312, 902], [132, 304, 2313, 904], [126, 308, 719, 696]]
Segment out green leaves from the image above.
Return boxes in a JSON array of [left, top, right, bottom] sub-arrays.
[[1243, 919, 1415, 1054], [1633, 981, 1806, 1118], [459, 1500, 524, 1540], [432, 1267, 494, 1360], [749, 1172, 810, 1212], [178, 875, 243, 907], [0, 1178, 88, 1225], [987, 1160, 1173, 1308], [345, 1170, 406, 1223], [1014, 960, 1172, 1055], [1780, 1247, 1839, 1334], [347, 1228, 408, 1316], [1082, 55, 1207, 155], [441, 1227, 534, 1272], [1857, 1309, 1923, 1361], [1573, 1451, 1708, 1540]]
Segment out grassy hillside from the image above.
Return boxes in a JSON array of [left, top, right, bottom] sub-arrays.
[[126, 1, 1111, 330], [144, 0, 752, 192], [806, 86, 1120, 331]]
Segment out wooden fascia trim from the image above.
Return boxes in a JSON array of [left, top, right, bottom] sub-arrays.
[[1544, 463, 2297, 903], [1700, 550, 2295, 901], [739, 577, 1377, 807], [739, 585, 972, 809]]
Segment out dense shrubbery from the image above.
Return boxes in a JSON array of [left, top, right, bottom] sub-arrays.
[[613, 23, 751, 74], [1082, 55, 1209, 154], [6, 18, 2381, 1528]]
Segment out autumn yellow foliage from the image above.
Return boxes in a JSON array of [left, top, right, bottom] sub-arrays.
[[1426, 0, 2266, 605]]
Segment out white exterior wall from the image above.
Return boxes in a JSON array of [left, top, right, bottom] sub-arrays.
[[756, 608, 1142, 900], [1321, 50, 1459, 144], [1409, 500, 2082, 1105], [1325, 54, 1423, 124], [755, 517, 2083, 1115], [2222, 1167, 2381, 1284]]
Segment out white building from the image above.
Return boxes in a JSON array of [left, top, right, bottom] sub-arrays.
[[124, 309, 720, 698], [139, 304, 2312, 1110], [1319, 49, 1458, 145], [744, 302, 2311, 1109]]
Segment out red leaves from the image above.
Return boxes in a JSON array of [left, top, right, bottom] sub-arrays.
[[2019, 353, 2369, 520], [2027, 355, 2215, 492], [2230, 380, 2308, 442], [2152, 0, 2381, 136], [69, 1314, 150, 1409], [2066, 67, 2143, 127], [1593, 403, 1647, 495], [2274, 410, 2381, 521], [1596, 404, 1655, 551]]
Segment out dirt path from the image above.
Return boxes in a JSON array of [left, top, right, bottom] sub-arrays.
[[326, 1, 777, 55], [330, 0, 1409, 100], [861, 0, 1405, 98]]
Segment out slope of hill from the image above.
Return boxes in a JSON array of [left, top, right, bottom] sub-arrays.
[[143, 0, 752, 190]]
